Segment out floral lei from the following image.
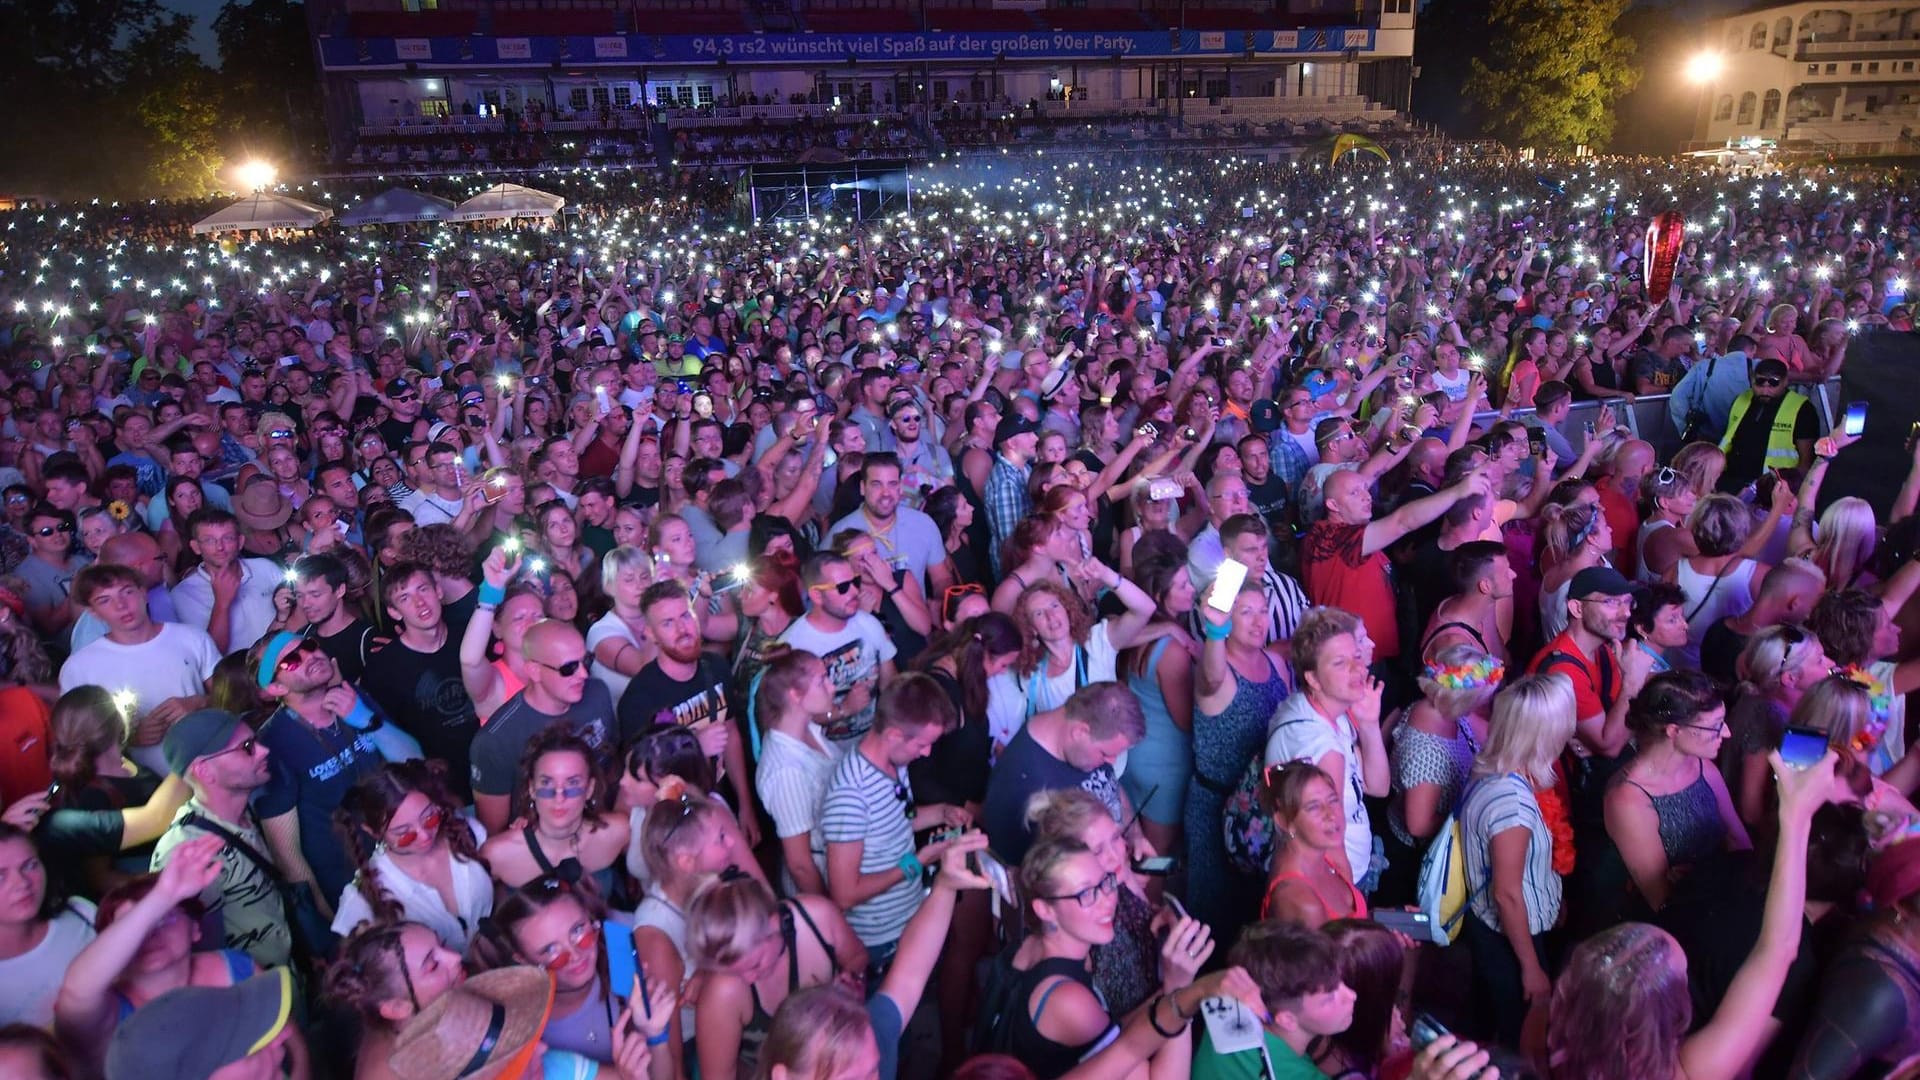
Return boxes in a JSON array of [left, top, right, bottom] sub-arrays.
[[1422, 655, 1505, 692], [1536, 768, 1576, 877], [1836, 664, 1892, 763]]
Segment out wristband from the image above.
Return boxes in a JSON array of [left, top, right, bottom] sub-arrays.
[[477, 580, 507, 606], [897, 852, 924, 881], [1149, 995, 1187, 1038], [646, 1031, 671, 1047], [1202, 619, 1233, 641]]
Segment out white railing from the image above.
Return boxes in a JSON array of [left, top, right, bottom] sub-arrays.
[[1798, 37, 1920, 57]]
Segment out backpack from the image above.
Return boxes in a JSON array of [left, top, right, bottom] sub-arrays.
[[1414, 774, 1511, 945], [1220, 752, 1277, 878]]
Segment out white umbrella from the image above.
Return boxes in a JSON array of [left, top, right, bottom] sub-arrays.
[[190, 192, 333, 235], [336, 187, 460, 226], [449, 182, 566, 222]]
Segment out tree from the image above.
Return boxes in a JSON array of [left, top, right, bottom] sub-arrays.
[[1464, 0, 1642, 152], [140, 68, 227, 197], [214, 0, 325, 162]]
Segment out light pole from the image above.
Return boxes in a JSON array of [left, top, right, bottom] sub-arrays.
[[1684, 51, 1723, 149], [236, 160, 278, 193]]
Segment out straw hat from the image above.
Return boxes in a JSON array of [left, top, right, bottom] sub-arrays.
[[390, 967, 556, 1080], [233, 476, 292, 531]]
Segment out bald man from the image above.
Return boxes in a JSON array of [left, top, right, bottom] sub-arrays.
[[1701, 556, 1828, 684], [467, 619, 615, 833], [1596, 439, 1656, 574], [68, 532, 179, 653]]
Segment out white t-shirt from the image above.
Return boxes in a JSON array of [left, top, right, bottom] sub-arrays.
[[758, 725, 845, 894], [0, 902, 96, 1029], [331, 819, 491, 951], [586, 611, 644, 705], [170, 557, 284, 654], [986, 620, 1120, 753], [1264, 691, 1372, 880], [60, 623, 223, 774], [403, 489, 465, 527], [776, 613, 897, 742]]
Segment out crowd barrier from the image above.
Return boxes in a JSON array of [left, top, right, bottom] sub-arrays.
[[1476, 376, 1845, 460]]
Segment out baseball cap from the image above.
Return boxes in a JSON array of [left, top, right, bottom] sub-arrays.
[[993, 414, 1039, 445], [161, 708, 244, 777], [1495, 287, 1521, 303], [1249, 399, 1282, 434], [107, 968, 294, 1080], [387, 377, 415, 396], [1569, 566, 1637, 599], [427, 421, 455, 444], [256, 630, 304, 690]]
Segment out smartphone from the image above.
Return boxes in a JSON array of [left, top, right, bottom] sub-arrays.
[[1583, 420, 1597, 437], [1780, 725, 1829, 770], [278, 355, 299, 368], [1843, 400, 1868, 437], [1146, 476, 1183, 502], [456, 290, 471, 299], [1210, 558, 1249, 612], [1133, 855, 1179, 876], [1908, 419, 1919, 454], [1136, 421, 1160, 440], [1527, 430, 1549, 460], [1370, 908, 1435, 941], [1210, 336, 1230, 348], [693, 392, 714, 418], [1164, 893, 1190, 920], [1409, 1012, 1451, 1053]]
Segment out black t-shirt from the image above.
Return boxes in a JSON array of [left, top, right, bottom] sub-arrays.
[[443, 588, 480, 639], [378, 415, 418, 450], [1699, 618, 1749, 686], [1245, 473, 1290, 531], [40, 768, 164, 895], [359, 631, 479, 799], [907, 668, 990, 808], [1406, 535, 1458, 634], [621, 485, 661, 513], [616, 653, 731, 747], [314, 618, 377, 684]]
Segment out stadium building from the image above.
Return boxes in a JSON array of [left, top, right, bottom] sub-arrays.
[[301, 0, 1416, 170]]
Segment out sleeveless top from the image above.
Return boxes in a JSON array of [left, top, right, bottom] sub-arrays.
[[1618, 760, 1727, 870], [522, 824, 622, 907], [1636, 519, 1675, 583], [975, 951, 1116, 1080], [737, 900, 842, 1072], [1675, 557, 1759, 669], [1261, 857, 1370, 922]]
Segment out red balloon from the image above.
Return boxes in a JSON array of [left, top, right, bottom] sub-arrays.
[[1645, 210, 1685, 306]]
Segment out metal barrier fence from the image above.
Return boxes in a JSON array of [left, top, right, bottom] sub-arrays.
[[1478, 377, 1845, 460]]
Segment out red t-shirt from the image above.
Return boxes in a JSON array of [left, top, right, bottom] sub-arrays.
[[1594, 476, 1642, 578], [1529, 631, 1621, 722], [0, 688, 51, 807], [1302, 520, 1401, 659], [578, 435, 621, 479]]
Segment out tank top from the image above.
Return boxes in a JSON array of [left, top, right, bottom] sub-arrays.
[[1261, 857, 1370, 922], [1635, 519, 1675, 584], [522, 824, 621, 907], [1675, 557, 1758, 668], [1619, 760, 1728, 870], [976, 951, 1115, 1080], [738, 901, 842, 1072]]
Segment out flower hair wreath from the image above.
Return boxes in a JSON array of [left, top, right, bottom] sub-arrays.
[[1421, 655, 1504, 691]]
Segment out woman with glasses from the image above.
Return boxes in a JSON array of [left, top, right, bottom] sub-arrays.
[[974, 837, 1217, 1079], [469, 876, 682, 1076], [1025, 788, 1163, 1020], [481, 729, 629, 904], [684, 872, 867, 1080], [1604, 671, 1752, 914], [53, 838, 278, 1071], [1727, 627, 1831, 832], [1260, 761, 1368, 928], [1637, 466, 1700, 584], [333, 761, 492, 950]]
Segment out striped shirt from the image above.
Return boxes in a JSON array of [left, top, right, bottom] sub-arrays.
[[821, 749, 922, 947], [1460, 773, 1561, 935]]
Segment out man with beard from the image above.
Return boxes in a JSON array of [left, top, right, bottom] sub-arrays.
[[253, 632, 392, 918], [617, 581, 755, 835], [778, 553, 898, 744], [830, 454, 951, 595]]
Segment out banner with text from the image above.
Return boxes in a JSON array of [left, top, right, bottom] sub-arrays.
[[321, 27, 1376, 69]]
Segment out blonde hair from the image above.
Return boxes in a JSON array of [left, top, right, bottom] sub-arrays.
[[600, 544, 654, 595], [1685, 493, 1751, 557], [1024, 788, 1112, 847], [639, 795, 731, 884], [1670, 443, 1725, 497], [1789, 674, 1874, 753], [686, 873, 780, 971], [1812, 497, 1877, 590], [1765, 303, 1800, 334], [754, 986, 872, 1080], [1737, 625, 1823, 689], [1474, 672, 1577, 788]]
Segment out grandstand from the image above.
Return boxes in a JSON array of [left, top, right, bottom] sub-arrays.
[[304, 0, 1417, 173]]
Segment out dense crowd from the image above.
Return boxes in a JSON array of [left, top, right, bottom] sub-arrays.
[[1, 147, 1919, 1080]]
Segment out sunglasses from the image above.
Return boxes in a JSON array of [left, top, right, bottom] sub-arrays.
[[387, 806, 444, 849], [205, 736, 259, 761], [534, 656, 588, 677], [390, 393, 418, 403], [1654, 466, 1681, 488], [892, 781, 916, 820], [276, 644, 318, 674], [1752, 376, 1783, 389], [532, 919, 602, 973], [1773, 626, 1807, 682], [33, 522, 75, 536], [895, 413, 922, 424], [811, 578, 858, 596], [533, 782, 590, 801]]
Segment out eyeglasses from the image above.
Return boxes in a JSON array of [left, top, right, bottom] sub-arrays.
[[534, 782, 590, 801], [1043, 872, 1119, 909], [1679, 718, 1730, 735], [33, 522, 75, 536], [811, 578, 857, 596], [204, 737, 259, 761], [533, 656, 588, 678], [391, 393, 418, 403], [387, 806, 444, 849]]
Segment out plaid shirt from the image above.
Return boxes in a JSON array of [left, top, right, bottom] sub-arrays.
[[984, 454, 1031, 578], [1268, 428, 1317, 492]]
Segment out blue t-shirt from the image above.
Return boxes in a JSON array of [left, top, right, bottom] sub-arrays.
[[871, 993, 905, 1080], [253, 705, 384, 903]]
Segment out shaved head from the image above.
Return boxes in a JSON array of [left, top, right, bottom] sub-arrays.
[[522, 619, 584, 664], [101, 531, 169, 587]]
